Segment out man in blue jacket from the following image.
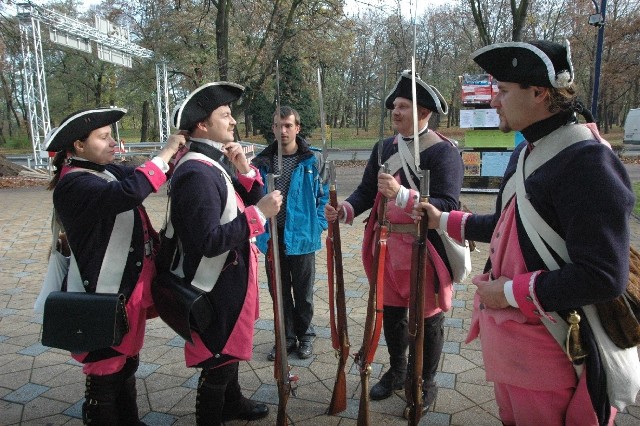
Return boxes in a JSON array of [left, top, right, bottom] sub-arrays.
[[253, 105, 328, 360]]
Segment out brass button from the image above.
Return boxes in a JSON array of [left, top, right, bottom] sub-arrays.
[[148, 170, 155, 176]]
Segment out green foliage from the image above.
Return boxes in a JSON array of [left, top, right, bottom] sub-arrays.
[[253, 55, 318, 144]]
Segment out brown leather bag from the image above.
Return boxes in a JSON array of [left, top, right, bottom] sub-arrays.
[[595, 246, 640, 349]]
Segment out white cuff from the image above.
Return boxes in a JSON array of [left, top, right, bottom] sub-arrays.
[[241, 168, 256, 178], [504, 280, 518, 308], [151, 156, 170, 173], [439, 212, 449, 232], [254, 206, 267, 226], [395, 185, 410, 208]]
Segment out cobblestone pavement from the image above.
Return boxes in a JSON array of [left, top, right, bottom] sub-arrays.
[[0, 172, 639, 425]]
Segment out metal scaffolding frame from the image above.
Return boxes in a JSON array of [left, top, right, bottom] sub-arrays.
[[156, 62, 170, 145], [17, 1, 169, 166]]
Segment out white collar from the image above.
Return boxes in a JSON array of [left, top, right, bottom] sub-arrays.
[[189, 137, 225, 151], [398, 123, 430, 140]]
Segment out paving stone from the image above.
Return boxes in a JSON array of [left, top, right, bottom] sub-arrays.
[[0, 185, 638, 425], [4, 383, 49, 403], [141, 411, 179, 426], [18, 342, 49, 356]]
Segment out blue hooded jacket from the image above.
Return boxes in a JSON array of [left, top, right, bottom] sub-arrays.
[[252, 136, 328, 255]]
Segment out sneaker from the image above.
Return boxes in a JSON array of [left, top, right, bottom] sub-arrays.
[[297, 341, 313, 359], [267, 342, 297, 361], [369, 369, 405, 400]]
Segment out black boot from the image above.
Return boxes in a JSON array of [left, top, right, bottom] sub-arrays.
[[422, 312, 445, 412], [370, 306, 409, 400], [221, 363, 269, 421], [82, 371, 122, 425], [116, 357, 145, 425], [196, 365, 234, 426]]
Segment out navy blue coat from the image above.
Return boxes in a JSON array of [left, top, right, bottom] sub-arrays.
[[170, 157, 264, 363], [347, 135, 464, 269], [53, 163, 157, 298]]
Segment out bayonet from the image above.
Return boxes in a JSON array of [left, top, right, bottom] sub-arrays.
[[274, 60, 283, 177], [378, 65, 387, 168]]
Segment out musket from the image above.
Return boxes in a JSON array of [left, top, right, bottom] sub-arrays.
[[355, 65, 389, 426], [318, 68, 350, 415], [356, 163, 388, 426], [404, 171, 430, 425], [326, 162, 350, 414], [405, 8, 428, 421], [268, 60, 295, 426]]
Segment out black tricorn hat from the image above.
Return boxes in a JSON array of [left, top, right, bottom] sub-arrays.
[[44, 107, 126, 152], [471, 39, 574, 88], [173, 82, 244, 130], [385, 70, 448, 115]]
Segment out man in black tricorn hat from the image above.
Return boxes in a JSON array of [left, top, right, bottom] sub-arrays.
[[325, 71, 464, 415], [169, 82, 282, 425], [416, 40, 637, 425]]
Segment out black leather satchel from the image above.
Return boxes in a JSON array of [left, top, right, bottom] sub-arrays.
[[42, 291, 129, 353], [152, 270, 214, 343]]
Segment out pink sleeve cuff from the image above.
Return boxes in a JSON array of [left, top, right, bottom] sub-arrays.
[[236, 165, 263, 192], [513, 271, 555, 321], [137, 161, 167, 192], [244, 206, 265, 237], [446, 210, 470, 243]]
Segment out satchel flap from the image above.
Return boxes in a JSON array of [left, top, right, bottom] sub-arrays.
[[42, 292, 127, 353]]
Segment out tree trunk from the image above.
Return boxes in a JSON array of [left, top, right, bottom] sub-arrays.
[[510, 0, 529, 41], [216, 0, 231, 80], [469, 0, 492, 46], [140, 100, 150, 142]]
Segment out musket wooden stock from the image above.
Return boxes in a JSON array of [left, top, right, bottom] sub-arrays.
[[327, 180, 349, 415], [404, 191, 429, 425], [357, 185, 387, 426]]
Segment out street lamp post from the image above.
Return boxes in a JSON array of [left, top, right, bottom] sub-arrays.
[[589, 0, 607, 123]]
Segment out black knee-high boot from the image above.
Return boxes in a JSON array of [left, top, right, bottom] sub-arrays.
[[422, 312, 445, 411], [370, 305, 409, 400], [82, 372, 122, 425], [196, 364, 236, 426], [116, 357, 144, 425], [221, 363, 269, 421]]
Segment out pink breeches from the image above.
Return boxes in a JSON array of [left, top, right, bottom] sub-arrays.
[[494, 370, 616, 426]]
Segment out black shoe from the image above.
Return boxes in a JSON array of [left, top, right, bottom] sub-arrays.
[[402, 386, 438, 420], [422, 383, 438, 412], [369, 369, 405, 400], [297, 341, 313, 359], [267, 342, 297, 361], [222, 396, 269, 421]]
